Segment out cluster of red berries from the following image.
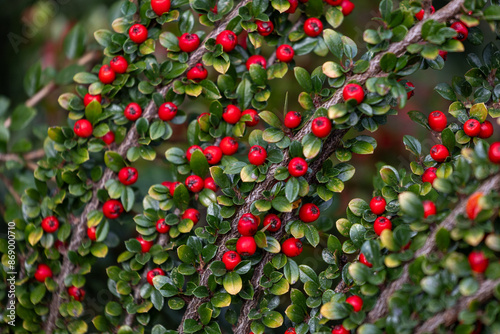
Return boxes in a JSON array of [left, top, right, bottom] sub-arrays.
[[415, 5, 469, 42], [220, 105, 260, 126], [324, 0, 355, 16], [98, 55, 128, 85], [463, 119, 494, 139]]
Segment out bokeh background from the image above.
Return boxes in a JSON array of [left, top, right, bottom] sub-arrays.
[[1, 0, 499, 331]]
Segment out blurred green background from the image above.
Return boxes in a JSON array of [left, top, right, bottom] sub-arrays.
[[1, 0, 498, 331]]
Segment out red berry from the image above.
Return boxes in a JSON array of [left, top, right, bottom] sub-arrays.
[[204, 146, 223, 165], [489, 142, 500, 164], [405, 81, 415, 100], [439, 50, 448, 61], [34, 264, 53, 282], [124, 102, 142, 121], [238, 32, 248, 49], [466, 192, 483, 220], [369, 196, 386, 215], [41, 216, 59, 233], [236, 236, 257, 256], [311, 116, 332, 138], [299, 203, 320, 223], [118, 167, 138, 186], [87, 226, 97, 241], [98, 65, 116, 84], [185, 175, 204, 193], [282, 238, 303, 257], [238, 213, 259, 236], [216, 30, 238, 52], [101, 131, 115, 145], [340, 0, 355, 16], [110, 56, 128, 74], [479, 120, 494, 139], [464, 119, 481, 137], [83, 94, 101, 107], [222, 250, 241, 271], [137, 236, 154, 253], [430, 144, 450, 163], [156, 218, 170, 234], [451, 21, 468, 41], [256, 20, 274, 36], [263, 213, 282, 232], [68, 286, 85, 301], [324, 0, 342, 5], [204, 177, 218, 192], [102, 199, 124, 219], [246, 55, 267, 70], [284, 111, 302, 129], [331, 325, 350, 334], [285, 328, 296, 334], [374, 216, 392, 236], [186, 63, 208, 82], [276, 44, 294, 63], [304, 18, 323, 37], [151, 0, 171, 15], [147, 268, 165, 285], [286, 0, 298, 13], [415, 6, 435, 21], [158, 102, 178, 121], [54, 240, 66, 251], [181, 208, 201, 224], [422, 167, 438, 185], [129, 24, 148, 44], [162, 181, 172, 190], [423, 200, 437, 218], [186, 145, 203, 161], [343, 83, 364, 104], [288, 157, 308, 177], [220, 137, 239, 155], [428, 110, 447, 132], [346, 295, 363, 312], [178, 33, 200, 53], [248, 145, 267, 165], [169, 181, 182, 196], [223, 105, 242, 124], [74, 119, 93, 138], [359, 253, 372, 268], [468, 251, 489, 273], [242, 109, 260, 126]]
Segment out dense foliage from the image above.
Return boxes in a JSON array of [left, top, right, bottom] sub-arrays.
[[2, 0, 500, 333]]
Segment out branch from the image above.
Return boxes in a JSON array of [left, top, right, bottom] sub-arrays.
[[0, 173, 22, 205], [414, 279, 500, 333], [366, 173, 500, 323]]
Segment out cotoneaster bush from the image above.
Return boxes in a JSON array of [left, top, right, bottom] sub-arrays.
[[2, 0, 500, 334]]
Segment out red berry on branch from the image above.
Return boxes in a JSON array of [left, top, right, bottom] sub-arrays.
[[282, 238, 303, 257], [124, 102, 142, 121], [439, 50, 448, 60], [102, 199, 124, 219], [158, 102, 178, 121], [405, 81, 415, 100], [331, 325, 350, 334], [169, 181, 182, 197], [422, 167, 438, 185], [468, 251, 489, 273], [68, 286, 85, 301], [311, 116, 332, 138], [223, 105, 242, 124], [186, 63, 208, 82], [479, 120, 494, 139], [346, 295, 363, 312], [451, 21, 468, 41], [34, 264, 53, 282], [238, 213, 259, 236], [263, 213, 282, 232], [276, 44, 294, 63], [87, 226, 97, 241], [415, 6, 435, 21], [369, 196, 386, 215], [248, 145, 267, 165], [236, 236, 257, 256], [118, 167, 138, 186], [359, 253, 373, 268], [256, 20, 274, 36], [246, 55, 267, 70], [288, 157, 308, 177], [304, 18, 323, 37], [216, 30, 238, 52], [83, 93, 101, 107], [204, 177, 218, 192], [464, 119, 481, 137], [286, 0, 298, 13], [185, 175, 204, 193], [374, 216, 392, 236], [428, 110, 447, 132], [182, 208, 200, 224], [151, 0, 171, 15], [137, 236, 154, 253], [129, 24, 148, 44], [178, 33, 200, 53], [284, 111, 302, 129], [430, 144, 449, 162], [340, 0, 355, 16], [285, 328, 296, 334], [41, 216, 59, 233], [204, 146, 223, 165], [110, 55, 128, 74], [147, 268, 165, 285], [343, 83, 364, 104], [186, 145, 203, 161], [74, 119, 93, 138], [222, 250, 241, 271], [156, 218, 170, 234], [220, 136, 239, 155], [423, 200, 437, 218], [242, 109, 260, 126], [324, 0, 342, 5], [299, 203, 320, 223], [101, 131, 115, 145], [98, 65, 116, 84], [466, 192, 483, 220], [489, 142, 500, 164]]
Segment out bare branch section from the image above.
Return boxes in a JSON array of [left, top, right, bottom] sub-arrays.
[[415, 278, 500, 333], [367, 173, 500, 322]]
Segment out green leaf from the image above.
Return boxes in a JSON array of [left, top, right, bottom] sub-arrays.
[[294, 67, 313, 93], [190, 150, 209, 177], [470, 103, 488, 123], [173, 185, 190, 212], [177, 245, 195, 263], [64, 24, 86, 59], [90, 243, 108, 258], [380, 53, 397, 72], [441, 128, 456, 153], [10, 105, 37, 131], [236, 77, 252, 109], [302, 134, 322, 159], [379, 0, 393, 21], [104, 151, 125, 172], [223, 272, 242, 295], [403, 135, 421, 156], [379, 166, 399, 186], [272, 196, 292, 212], [262, 311, 283, 328], [285, 177, 300, 202], [85, 100, 102, 124], [399, 192, 424, 218], [434, 83, 457, 101], [258, 111, 282, 128], [24, 62, 41, 97], [323, 29, 343, 59], [30, 283, 46, 304]]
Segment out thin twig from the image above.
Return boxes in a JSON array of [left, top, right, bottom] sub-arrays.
[[0, 173, 22, 205]]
